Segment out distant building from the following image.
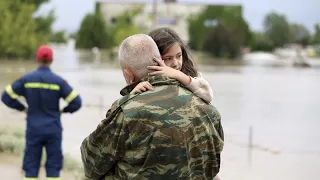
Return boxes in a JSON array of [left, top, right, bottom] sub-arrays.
[[98, 0, 204, 42]]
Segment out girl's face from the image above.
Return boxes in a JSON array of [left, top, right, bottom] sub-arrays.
[[161, 42, 183, 71]]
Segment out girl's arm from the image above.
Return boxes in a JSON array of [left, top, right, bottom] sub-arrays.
[[148, 60, 214, 104], [176, 72, 213, 104]]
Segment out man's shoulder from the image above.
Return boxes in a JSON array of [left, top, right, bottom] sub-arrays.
[[108, 94, 139, 114], [47, 71, 64, 81], [43, 71, 66, 85], [19, 71, 38, 82], [119, 85, 202, 112], [26, 69, 62, 80], [201, 103, 221, 121], [22, 70, 36, 78]]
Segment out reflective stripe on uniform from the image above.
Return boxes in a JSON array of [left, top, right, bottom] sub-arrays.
[[47, 178, 60, 180], [65, 90, 78, 103], [5, 85, 19, 99], [24, 82, 60, 91], [24, 178, 37, 180]]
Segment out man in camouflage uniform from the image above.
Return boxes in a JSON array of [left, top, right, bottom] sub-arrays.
[[80, 34, 224, 179]]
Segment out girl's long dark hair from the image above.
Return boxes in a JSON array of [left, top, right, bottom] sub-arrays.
[[149, 27, 198, 77]]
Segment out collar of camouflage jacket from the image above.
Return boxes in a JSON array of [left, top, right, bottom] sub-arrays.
[[120, 75, 180, 96]]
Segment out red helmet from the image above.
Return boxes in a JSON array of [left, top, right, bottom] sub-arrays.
[[36, 45, 53, 62]]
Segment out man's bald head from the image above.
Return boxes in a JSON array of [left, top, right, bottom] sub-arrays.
[[119, 34, 161, 84]]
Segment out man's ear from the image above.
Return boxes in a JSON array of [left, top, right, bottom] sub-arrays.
[[123, 68, 135, 84]]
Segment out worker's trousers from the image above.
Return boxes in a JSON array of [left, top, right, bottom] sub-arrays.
[[22, 132, 63, 178]]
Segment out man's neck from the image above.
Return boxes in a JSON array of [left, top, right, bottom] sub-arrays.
[[120, 75, 180, 96], [37, 65, 51, 71], [38, 64, 50, 68]]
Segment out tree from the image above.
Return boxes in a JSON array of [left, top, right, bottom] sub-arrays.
[[69, 32, 77, 40], [0, 0, 54, 59], [49, 31, 67, 43], [203, 24, 231, 57], [0, 0, 42, 58], [75, 2, 110, 49], [18, 0, 54, 45], [188, 5, 252, 58], [21, 0, 49, 9], [109, 6, 144, 46], [263, 12, 291, 47], [289, 23, 311, 46], [34, 9, 55, 43], [76, 4, 144, 49], [250, 32, 274, 52], [75, 13, 110, 49], [188, 14, 207, 50], [312, 24, 320, 44]]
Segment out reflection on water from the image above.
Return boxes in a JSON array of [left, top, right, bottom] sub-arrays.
[[0, 41, 320, 180]]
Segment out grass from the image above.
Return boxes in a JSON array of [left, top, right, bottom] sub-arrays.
[[0, 125, 25, 155], [0, 125, 88, 179]]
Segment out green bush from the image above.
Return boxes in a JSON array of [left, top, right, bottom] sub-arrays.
[[0, 125, 25, 154], [0, 134, 25, 154], [250, 32, 274, 52]]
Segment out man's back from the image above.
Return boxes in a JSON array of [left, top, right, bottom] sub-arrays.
[[114, 76, 223, 179], [80, 34, 223, 180], [24, 67, 62, 118], [1, 66, 82, 134]]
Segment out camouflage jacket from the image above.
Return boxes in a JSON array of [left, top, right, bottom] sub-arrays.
[[80, 75, 224, 180]]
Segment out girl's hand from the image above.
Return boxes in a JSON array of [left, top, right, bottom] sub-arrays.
[[153, 56, 166, 66], [131, 81, 154, 94], [148, 57, 180, 79], [148, 57, 191, 86]]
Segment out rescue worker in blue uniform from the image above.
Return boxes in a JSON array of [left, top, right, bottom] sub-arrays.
[[1, 45, 82, 180]]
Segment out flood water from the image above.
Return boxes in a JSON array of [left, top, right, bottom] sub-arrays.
[[1, 40, 320, 180]]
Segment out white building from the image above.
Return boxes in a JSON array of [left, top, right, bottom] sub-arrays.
[[98, 0, 205, 41]]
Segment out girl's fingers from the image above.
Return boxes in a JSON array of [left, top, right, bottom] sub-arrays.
[[148, 66, 162, 70], [134, 83, 153, 93], [145, 82, 154, 90], [132, 81, 154, 95], [153, 57, 166, 66], [148, 71, 161, 76], [132, 89, 142, 94], [139, 86, 147, 91]]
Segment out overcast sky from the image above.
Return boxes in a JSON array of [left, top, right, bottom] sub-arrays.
[[39, 0, 320, 33]]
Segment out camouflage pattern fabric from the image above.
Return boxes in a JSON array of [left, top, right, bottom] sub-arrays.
[[80, 75, 224, 180]]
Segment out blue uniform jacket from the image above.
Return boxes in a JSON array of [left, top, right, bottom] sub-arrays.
[[1, 66, 82, 134]]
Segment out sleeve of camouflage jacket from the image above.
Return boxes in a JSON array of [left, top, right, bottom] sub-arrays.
[[80, 102, 128, 179]]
